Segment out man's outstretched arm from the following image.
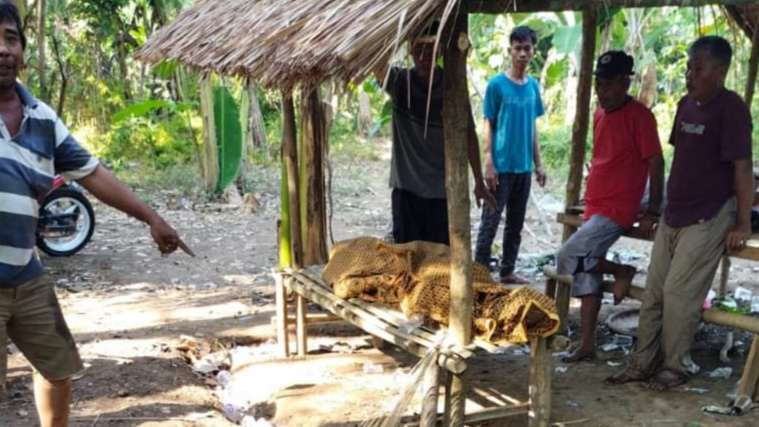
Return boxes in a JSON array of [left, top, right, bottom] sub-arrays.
[[78, 165, 193, 256]]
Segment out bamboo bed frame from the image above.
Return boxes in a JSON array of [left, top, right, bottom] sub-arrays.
[[275, 266, 552, 426]]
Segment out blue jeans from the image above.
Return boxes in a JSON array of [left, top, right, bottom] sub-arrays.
[[474, 172, 531, 277]]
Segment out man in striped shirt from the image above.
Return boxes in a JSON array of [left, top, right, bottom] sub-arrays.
[[0, 3, 190, 426]]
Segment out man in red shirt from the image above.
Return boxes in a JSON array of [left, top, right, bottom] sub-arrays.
[[557, 51, 664, 362]]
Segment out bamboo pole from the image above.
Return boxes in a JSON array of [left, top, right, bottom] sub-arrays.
[[737, 336, 759, 401], [283, 91, 308, 356], [420, 361, 440, 427], [745, 27, 759, 110], [528, 337, 551, 427], [274, 272, 290, 357], [199, 74, 219, 193], [299, 87, 330, 266], [562, 7, 597, 243], [282, 91, 303, 269], [443, 8, 473, 426]]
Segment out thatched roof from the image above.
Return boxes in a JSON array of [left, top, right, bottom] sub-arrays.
[[725, 4, 759, 36], [136, 0, 455, 89]]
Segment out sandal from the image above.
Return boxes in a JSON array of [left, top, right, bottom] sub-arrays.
[[562, 349, 596, 363], [644, 368, 687, 391], [604, 365, 650, 385]]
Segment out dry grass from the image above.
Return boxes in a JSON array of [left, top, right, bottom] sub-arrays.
[[136, 0, 463, 88]]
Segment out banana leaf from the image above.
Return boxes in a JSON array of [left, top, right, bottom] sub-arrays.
[[213, 86, 243, 192]]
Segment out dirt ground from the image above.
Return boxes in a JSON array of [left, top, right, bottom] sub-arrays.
[[3, 143, 759, 426]]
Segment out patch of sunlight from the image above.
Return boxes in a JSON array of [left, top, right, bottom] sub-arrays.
[[223, 274, 257, 286]]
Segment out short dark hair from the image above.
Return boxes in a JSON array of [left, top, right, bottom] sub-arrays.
[[0, 2, 25, 49], [510, 26, 537, 46], [689, 35, 731, 67]]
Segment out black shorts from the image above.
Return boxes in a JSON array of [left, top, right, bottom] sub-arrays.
[[391, 188, 449, 245]]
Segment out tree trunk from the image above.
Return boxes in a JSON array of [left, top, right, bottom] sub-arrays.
[[36, 0, 47, 102], [299, 87, 329, 266], [745, 28, 759, 110], [563, 7, 597, 242], [282, 91, 303, 268], [443, 8, 473, 427], [637, 62, 657, 108], [199, 75, 219, 193], [248, 81, 267, 149], [51, 32, 67, 116]]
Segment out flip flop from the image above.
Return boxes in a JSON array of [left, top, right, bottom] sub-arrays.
[[644, 368, 687, 391], [562, 350, 595, 363], [604, 365, 650, 385]]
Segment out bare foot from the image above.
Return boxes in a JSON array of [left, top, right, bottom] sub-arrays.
[[499, 273, 530, 285], [612, 265, 636, 305]]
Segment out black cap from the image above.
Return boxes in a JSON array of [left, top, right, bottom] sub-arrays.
[[594, 51, 634, 78]]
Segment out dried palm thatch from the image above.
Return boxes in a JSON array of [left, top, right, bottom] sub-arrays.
[[725, 3, 759, 36], [136, 0, 461, 88]]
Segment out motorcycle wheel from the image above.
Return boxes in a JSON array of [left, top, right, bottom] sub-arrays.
[[37, 188, 96, 257]]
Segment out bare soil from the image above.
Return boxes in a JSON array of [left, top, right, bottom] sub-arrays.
[[3, 144, 759, 426]]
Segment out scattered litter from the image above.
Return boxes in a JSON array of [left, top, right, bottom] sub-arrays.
[[17, 410, 28, 417], [217, 370, 233, 388], [553, 351, 571, 358], [363, 363, 385, 374], [734, 286, 752, 302], [682, 386, 709, 394], [681, 353, 701, 375], [703, 290, 717, 309], [752, 295, 759, 314], [702, 405, 739, 416], [600, 343, 619, 352], [565, 399, 581, 408], [606, 360, 623, 367], [398, 315, 424, 334], [708, 367, 733, 379], [160, 407, 172, 415], [555, 366, 568, 374]]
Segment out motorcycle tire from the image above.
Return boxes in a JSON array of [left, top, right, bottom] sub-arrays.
[[37, 188, 96, 257]]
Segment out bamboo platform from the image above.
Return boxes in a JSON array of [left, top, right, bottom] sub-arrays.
[[275, 266, 553, 426]]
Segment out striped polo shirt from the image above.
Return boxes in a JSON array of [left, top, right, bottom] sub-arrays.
[[1, 83, 98, 287]]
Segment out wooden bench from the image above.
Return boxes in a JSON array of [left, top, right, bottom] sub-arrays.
[[275, 266, 553, 426], [549, 210, 759, 409]]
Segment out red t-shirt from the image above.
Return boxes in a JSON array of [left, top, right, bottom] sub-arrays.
[[584, 99, 662, 229]]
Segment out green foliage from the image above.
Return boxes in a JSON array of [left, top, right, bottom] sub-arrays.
[[212, 86, 243, 192]]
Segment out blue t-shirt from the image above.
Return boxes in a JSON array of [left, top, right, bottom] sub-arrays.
[[483, 74, 544, 173]]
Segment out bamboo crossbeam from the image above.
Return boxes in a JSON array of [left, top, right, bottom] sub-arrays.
[[468, 0, 757, 14], [556, 213, 759, 261], [401, 403, 531, 427], [544, 266, 759, 334]]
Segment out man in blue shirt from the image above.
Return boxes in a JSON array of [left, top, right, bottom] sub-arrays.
[[475, 26, 546, 284], [0, 3, 190, 425]]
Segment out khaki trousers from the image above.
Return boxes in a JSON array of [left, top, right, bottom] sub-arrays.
[[632, 198, 736, 374]]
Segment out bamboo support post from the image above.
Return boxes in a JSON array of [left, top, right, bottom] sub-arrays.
[[545, 277, 557, 300], [528, 336, 551, 427], [745, 27, 759, 110], [555, 281, 571, 334], [296, 292, 308, 356], [275, 273, 290, 357], [737, 336, 759, 402], [443, 8, 473, 426], [719, 256, 731, 297], [420, 361, 440, 427], [282, 91, 303, 269], [562, 6, 597, 242]]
